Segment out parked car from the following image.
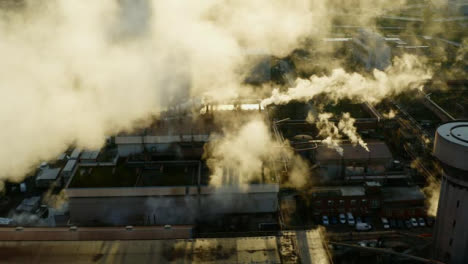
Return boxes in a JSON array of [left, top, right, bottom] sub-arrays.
[[381, 217, 390, 229], [339, 213, 346, 224], [389, 219, 396, 228], [418, 218, 426, 227], [410, 218, 418, 227], [347, 212, 355, 226], [405, 220, 412, 229], [357, 240, 378, 247], [331, 216, 338, 225], [355, 222, 372, 231], [322, 215, 329, 226]]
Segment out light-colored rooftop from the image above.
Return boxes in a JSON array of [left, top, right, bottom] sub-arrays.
[[70, 148, 81, 159], [382, 186, 425, 202], [36, 168, 61, 181], [62, 159, 77, 172], [437, 121, 468, 147]]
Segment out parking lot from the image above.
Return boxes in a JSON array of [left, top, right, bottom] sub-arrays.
[[317, 214, 434, 235]]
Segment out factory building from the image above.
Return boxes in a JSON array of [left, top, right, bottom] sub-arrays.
[[67, 113, 279, 227], [309, 182, 425, 218], [65, 161, 279, 226], [310, 185, 378, 216], [115, 117, 214, 157], [432, 121, 468, 264], [313, 142, 400, 182], [380, 186, 426, 218]]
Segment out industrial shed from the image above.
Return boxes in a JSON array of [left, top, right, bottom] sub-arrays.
[[65, 161, 279, 226], [315, 142, 393, 180]]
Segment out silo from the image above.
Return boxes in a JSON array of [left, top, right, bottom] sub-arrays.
[[433, 121, 468, 263]]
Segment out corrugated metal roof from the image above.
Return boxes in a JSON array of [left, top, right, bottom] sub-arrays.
[[66, 186, 188, 198]]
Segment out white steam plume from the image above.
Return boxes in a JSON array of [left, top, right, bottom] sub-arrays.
[[307, 112, 368, 155], [0, 0, 432, 186], [338, 113, 368, 152], [204, 115, 309, 188], [0, 0, 331, 183], [261, 55, 432, 107], [307, 112, 344, 155]]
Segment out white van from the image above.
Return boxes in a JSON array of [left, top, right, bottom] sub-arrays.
[[347, 212, 355, 226], [355, 222, 372, 231]]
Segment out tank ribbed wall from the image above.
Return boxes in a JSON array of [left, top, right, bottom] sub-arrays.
[[433, 122, 468, 264]]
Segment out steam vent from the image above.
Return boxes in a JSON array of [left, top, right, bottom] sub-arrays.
[[433, 121, 468, 263]]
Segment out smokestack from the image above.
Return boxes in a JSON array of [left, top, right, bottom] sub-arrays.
[[432, 121, 468, 263]]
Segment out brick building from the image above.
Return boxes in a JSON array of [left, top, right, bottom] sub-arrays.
[[310, 182, 426, 218]]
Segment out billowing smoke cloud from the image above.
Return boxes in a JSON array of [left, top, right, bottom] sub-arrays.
[[307, 112, 368, 155], [0, 0, 331, 184], [0, 0, 435, 187], [411, 157, 442, 217], [43, 189, 69, 214], [204, 115, 309, 188], [424, 175, 441, 217], [261, 54, 432, 107]]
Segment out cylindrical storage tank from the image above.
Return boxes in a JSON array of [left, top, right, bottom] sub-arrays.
[[432, 121, 468, 264]]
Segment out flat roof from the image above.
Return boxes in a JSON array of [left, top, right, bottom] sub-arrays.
[[382, 186, 425, 202], [80, 150, 100, 160], [340, 186, 366, 196], [316, 142, 392, 161], [63, 159, 77, 172], [116, 116, 218, 138], [311, 186, 365, 197], [437, 121, 468, 147], [70, 148, 81, 159], [36, 168, 61, 181], [68, 161, 208, 188]]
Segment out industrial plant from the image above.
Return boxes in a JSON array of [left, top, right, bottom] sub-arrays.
[[0, 0, 467, 263]]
